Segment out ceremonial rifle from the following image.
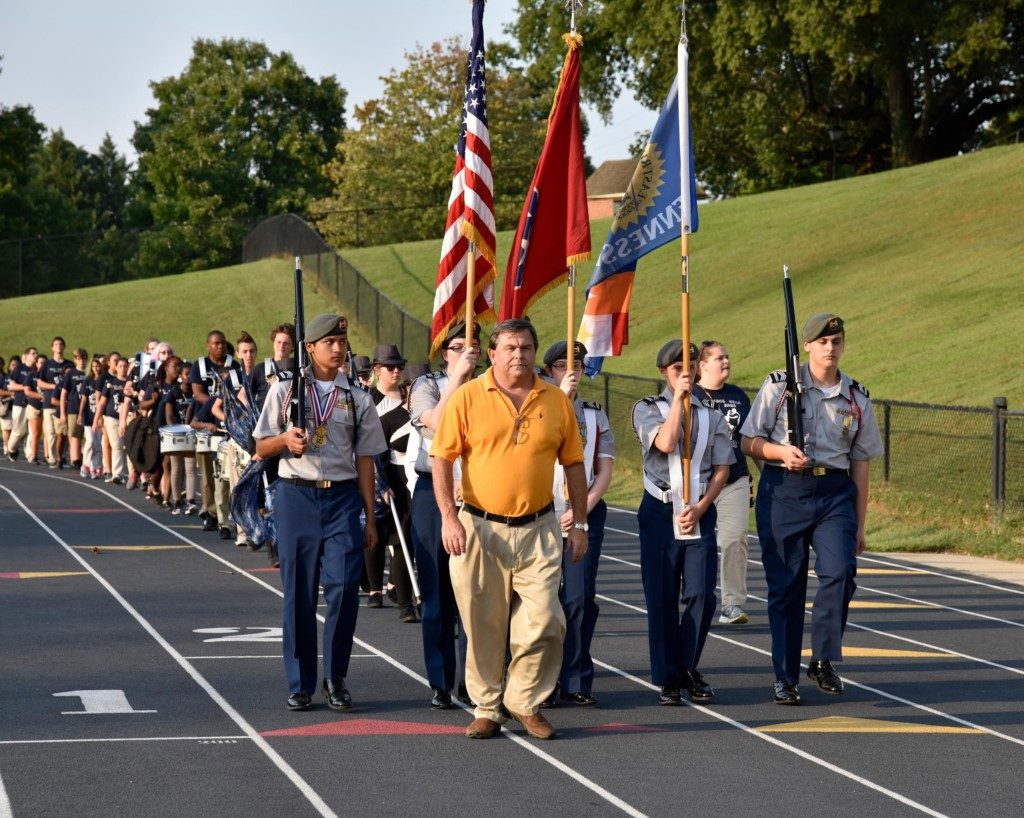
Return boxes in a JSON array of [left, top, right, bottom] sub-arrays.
[[291, 256, 307, 457], [782, 264, 804, 449]]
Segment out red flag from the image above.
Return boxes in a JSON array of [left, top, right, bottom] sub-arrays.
[[498, 33, 590, 321], [431, 0, 497, 356]]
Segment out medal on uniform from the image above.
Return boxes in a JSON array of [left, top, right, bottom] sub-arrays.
[[842, 414, 852, 437], [306, 382, 339, 450]]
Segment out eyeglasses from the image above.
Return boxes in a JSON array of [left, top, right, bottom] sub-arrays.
[[445, 344, 479, 354], [551, 361, 583, 372], [512, 415, 530, 445]]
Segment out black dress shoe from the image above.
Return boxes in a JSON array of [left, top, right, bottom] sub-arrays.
[[201, 518, 218, 532], [773, 681, 801, 705], [658, 686, 682, 706], [399, 605, 420, 623], [218, 527, 232, 540], [807, 659, 844, 694], [287, 692, 312, 711], [683, 669, 715, 703], [386, 585, 398, 604], [539, 684, 559, 709], [322, 678, 353, 711], [430, 688, 454, 709], [456, 683, 474, 706], [560, 691, 598, 706], [366, 592, 384, 608]]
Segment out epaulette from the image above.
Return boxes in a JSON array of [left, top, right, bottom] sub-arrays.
[[639, 395, 664, 406], [767, 370, 787, 383], [582, 400, 603, 411], [849, 378, 870, 398]]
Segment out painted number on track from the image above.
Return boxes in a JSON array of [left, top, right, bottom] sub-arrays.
[[54, 690, 157, 715], [194, 627, 283, 643]]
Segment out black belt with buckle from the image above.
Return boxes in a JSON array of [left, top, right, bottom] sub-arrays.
[[768, 465, 849, 477], [462, 501, 554, 527], [280, 477, 356, 490]]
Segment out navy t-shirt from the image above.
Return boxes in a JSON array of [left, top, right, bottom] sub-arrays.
[[60, 367, 87, 415], [23, 367, 42, 410], [188, 355, 241, 401], [41, 358, 72, 409], [101, 377, 127, 420], [163, 384, 193, 426], [11, 365, 29, 408], [80, 376, 102, 425], [250, 357, 294, 410], [694, 382, 752, 484]]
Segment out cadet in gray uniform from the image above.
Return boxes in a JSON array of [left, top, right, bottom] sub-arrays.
[[632, 340, 734, 705], [254, 313, 387, 712], [540, 340, 614, 706], [740, 313, 883, 705]]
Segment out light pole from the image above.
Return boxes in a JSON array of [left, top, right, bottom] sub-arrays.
[[828, 122, 844, 181]]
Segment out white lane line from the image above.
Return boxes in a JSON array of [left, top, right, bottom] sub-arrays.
[[609, 504, 1024, 597], [0, 484, 338, 818], [591, 658, 948, 818], [0, 765, 11, 818], [606, 522, 1024, 634], [0, 736, 247, 746], [596, 592, 1024, 745], [5, 472, 648, 818], [181, 655, 379, 660]]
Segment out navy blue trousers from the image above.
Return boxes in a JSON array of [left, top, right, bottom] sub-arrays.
[[558, 500, 607, 695], [638, 493, 718, 688], [276, 480, 365, 695], [410, 477, 467, 692], [755, 467, 858, 684]]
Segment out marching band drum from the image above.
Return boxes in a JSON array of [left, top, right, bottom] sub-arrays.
[[159, 424, 196, 454]]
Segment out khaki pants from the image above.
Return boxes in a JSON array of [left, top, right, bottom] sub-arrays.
[[42, 408, 65, 463], [103, 416, 126, 478], [7, 405, 28, 455], [449, 509, 565, 723], [197, 452, 217, 518], [223, 440, 249, 541], [716, 476, 751, 609]]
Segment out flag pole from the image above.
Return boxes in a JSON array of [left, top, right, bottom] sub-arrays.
[[466, 241, 476, 346], [565, 0, 583, 374], [679, 4, 692, 508]]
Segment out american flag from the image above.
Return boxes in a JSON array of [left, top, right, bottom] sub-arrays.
[[430, 0, 496, 356]]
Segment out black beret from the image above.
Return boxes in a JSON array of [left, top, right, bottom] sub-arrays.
[[305, 313, 348, 344], [542, 340, 588, 367], [442, 321, 481, 348], [656, 339, 700, 368], [802, 313, 844, 342]]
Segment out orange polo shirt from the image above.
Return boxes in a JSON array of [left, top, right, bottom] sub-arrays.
[[431, 368, 584, 516]]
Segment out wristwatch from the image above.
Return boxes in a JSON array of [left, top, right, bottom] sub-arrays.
[[572, 521, 589, 532]]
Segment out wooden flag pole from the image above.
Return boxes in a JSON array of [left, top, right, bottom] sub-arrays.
[[681, 231, 692, 507], [466, 241, 477, 346], [566, 264, 576, 371]]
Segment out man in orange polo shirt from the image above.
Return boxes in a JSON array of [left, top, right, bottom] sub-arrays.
[[432, 318, 589, 741]]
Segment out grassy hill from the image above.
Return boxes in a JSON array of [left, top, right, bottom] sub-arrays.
[[345, 144, 1024, 407], [343, 145, 1024, 559], [0, 258, 374, 362]]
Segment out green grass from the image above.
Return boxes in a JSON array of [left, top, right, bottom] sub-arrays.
[[0, 257, 374, 362], [345, 144, 1024, 406], [342, 145, 1024, 561]]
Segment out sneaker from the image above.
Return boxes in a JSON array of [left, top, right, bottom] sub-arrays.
[[6, 452, 16, 463], [184, 502, 199, 516], [91, 468, 103, 479], [80, 466, 90, 478], [48, 461, 58, 470], [719, 605, 749, 625], [127, 475, 139, 491], [170, 503, 183, 516]]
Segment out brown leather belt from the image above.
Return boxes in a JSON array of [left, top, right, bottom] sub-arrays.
[[768, 465, 848, 477], [462, 501, 554, 527]]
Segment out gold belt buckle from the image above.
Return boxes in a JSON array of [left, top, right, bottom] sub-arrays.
[[316, 479, 332, 489], [812, 466, 826, 477]]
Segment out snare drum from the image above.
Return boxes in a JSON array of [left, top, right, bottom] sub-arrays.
[[195, 430, 212, 453], [159, 424, 196, 454], [215, 438, 232, 481]]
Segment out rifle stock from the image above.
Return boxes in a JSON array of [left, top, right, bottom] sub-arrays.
[[782, 265, 804, 449], [292, 256, 306, 457]]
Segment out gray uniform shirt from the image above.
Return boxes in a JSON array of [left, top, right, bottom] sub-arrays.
[[632, 388, 735, 489], [253, 371, 387, 482], [408, 371, 451, 475], [739, 365, 884, 469]]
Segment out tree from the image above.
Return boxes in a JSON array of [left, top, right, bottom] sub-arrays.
[[131, 38, 347, 274], [509, 0, 1024, 194], [310, 38, 550, 248]]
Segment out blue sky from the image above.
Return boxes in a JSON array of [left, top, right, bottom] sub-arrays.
[[0, 1, 650, 168]]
